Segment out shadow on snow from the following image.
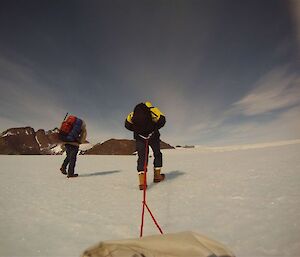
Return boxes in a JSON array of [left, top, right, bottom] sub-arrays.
[[79, 170, 121, 177], [147, 170, 185, 190], [165, 170, 185, 180]]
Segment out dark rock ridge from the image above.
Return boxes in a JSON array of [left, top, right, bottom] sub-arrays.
[[85, 139, 136, 155], [176, 145, 195, 148], [160, 141, 174, 150], [85, 139, 174, 155], [0, 127, 61, 155]]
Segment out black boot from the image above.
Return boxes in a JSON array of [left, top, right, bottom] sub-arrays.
[[67, 174, 78, 178], [60, 167, 67, 175]]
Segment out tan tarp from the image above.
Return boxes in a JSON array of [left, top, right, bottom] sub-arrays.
[[81, 231, 235, 257]]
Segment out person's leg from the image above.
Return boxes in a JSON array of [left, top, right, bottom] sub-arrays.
[[149, 137, 165, 183], [136, 138, 148, 190], [67, 145, 79, 177], [60, 145, 70, 174], [149, 137, 162, 168], [136, 138, 148, 172]]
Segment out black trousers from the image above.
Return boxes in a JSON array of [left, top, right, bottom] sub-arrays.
[[62, 144, 79, 176], [136, 137, 162, 172]]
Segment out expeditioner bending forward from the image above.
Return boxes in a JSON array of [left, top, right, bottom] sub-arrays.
[[125, 101, 166, 190]]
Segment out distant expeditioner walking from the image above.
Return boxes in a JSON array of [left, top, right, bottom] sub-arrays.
[[125, 101, 166, 190], [58, 115, 87, 178]]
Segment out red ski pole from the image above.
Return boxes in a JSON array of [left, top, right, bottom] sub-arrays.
[[139, 137, 163, 237], [140, 138, 149, 237]]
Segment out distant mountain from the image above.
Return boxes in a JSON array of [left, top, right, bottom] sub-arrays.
[[0, 127, 61, 155], [0, 127, 174, 155], [85, 139, 135, 155], [160, 141, 175, 150], [85, 138, 174, 155]]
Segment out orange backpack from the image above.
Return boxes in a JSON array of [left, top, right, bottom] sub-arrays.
[[59, 115, 77, 135]]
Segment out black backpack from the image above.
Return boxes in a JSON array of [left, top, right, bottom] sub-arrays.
[[132, 103, 155, 136]]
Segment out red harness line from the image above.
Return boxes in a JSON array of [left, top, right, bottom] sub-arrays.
[[140, 138, 163, 237]]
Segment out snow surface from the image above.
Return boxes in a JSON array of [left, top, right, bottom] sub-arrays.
[[1, 141, 300, 257], [48, 143, 94, 155]]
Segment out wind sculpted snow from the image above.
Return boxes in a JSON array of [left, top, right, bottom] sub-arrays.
[[0, 142, 300, 257]]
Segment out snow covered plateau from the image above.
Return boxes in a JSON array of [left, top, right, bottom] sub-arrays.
[[1, 140, 300, 257]]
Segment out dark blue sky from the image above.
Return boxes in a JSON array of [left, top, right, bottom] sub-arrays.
[[0, 0, 299, 145]]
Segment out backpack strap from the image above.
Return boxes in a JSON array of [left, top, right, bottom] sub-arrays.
[[138, 132, 154, 140], [149, 107, 158, 117]]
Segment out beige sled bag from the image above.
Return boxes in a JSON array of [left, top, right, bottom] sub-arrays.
[[82, 231, 235, 257]]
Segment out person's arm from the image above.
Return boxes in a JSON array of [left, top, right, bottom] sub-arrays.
[[156, 115, 166, 129], [125, 112, 134, 131], [151, 107, 166, 129]]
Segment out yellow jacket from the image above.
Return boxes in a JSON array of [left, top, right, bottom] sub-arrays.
[[126, 106, 164, 124], [125, 102, 166, 138]]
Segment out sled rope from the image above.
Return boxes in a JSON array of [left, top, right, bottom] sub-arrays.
[[140, 138, 163, 237]]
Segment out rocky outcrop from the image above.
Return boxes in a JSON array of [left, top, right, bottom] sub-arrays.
[[85, 139, 136, 155], [0, 127, 41, 154], [0, 127, 61, 155], [176, 145, 195, 148], [35, 128, 62, 154], [85, 139, 174, 155], [160, 141, 175, 150]]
